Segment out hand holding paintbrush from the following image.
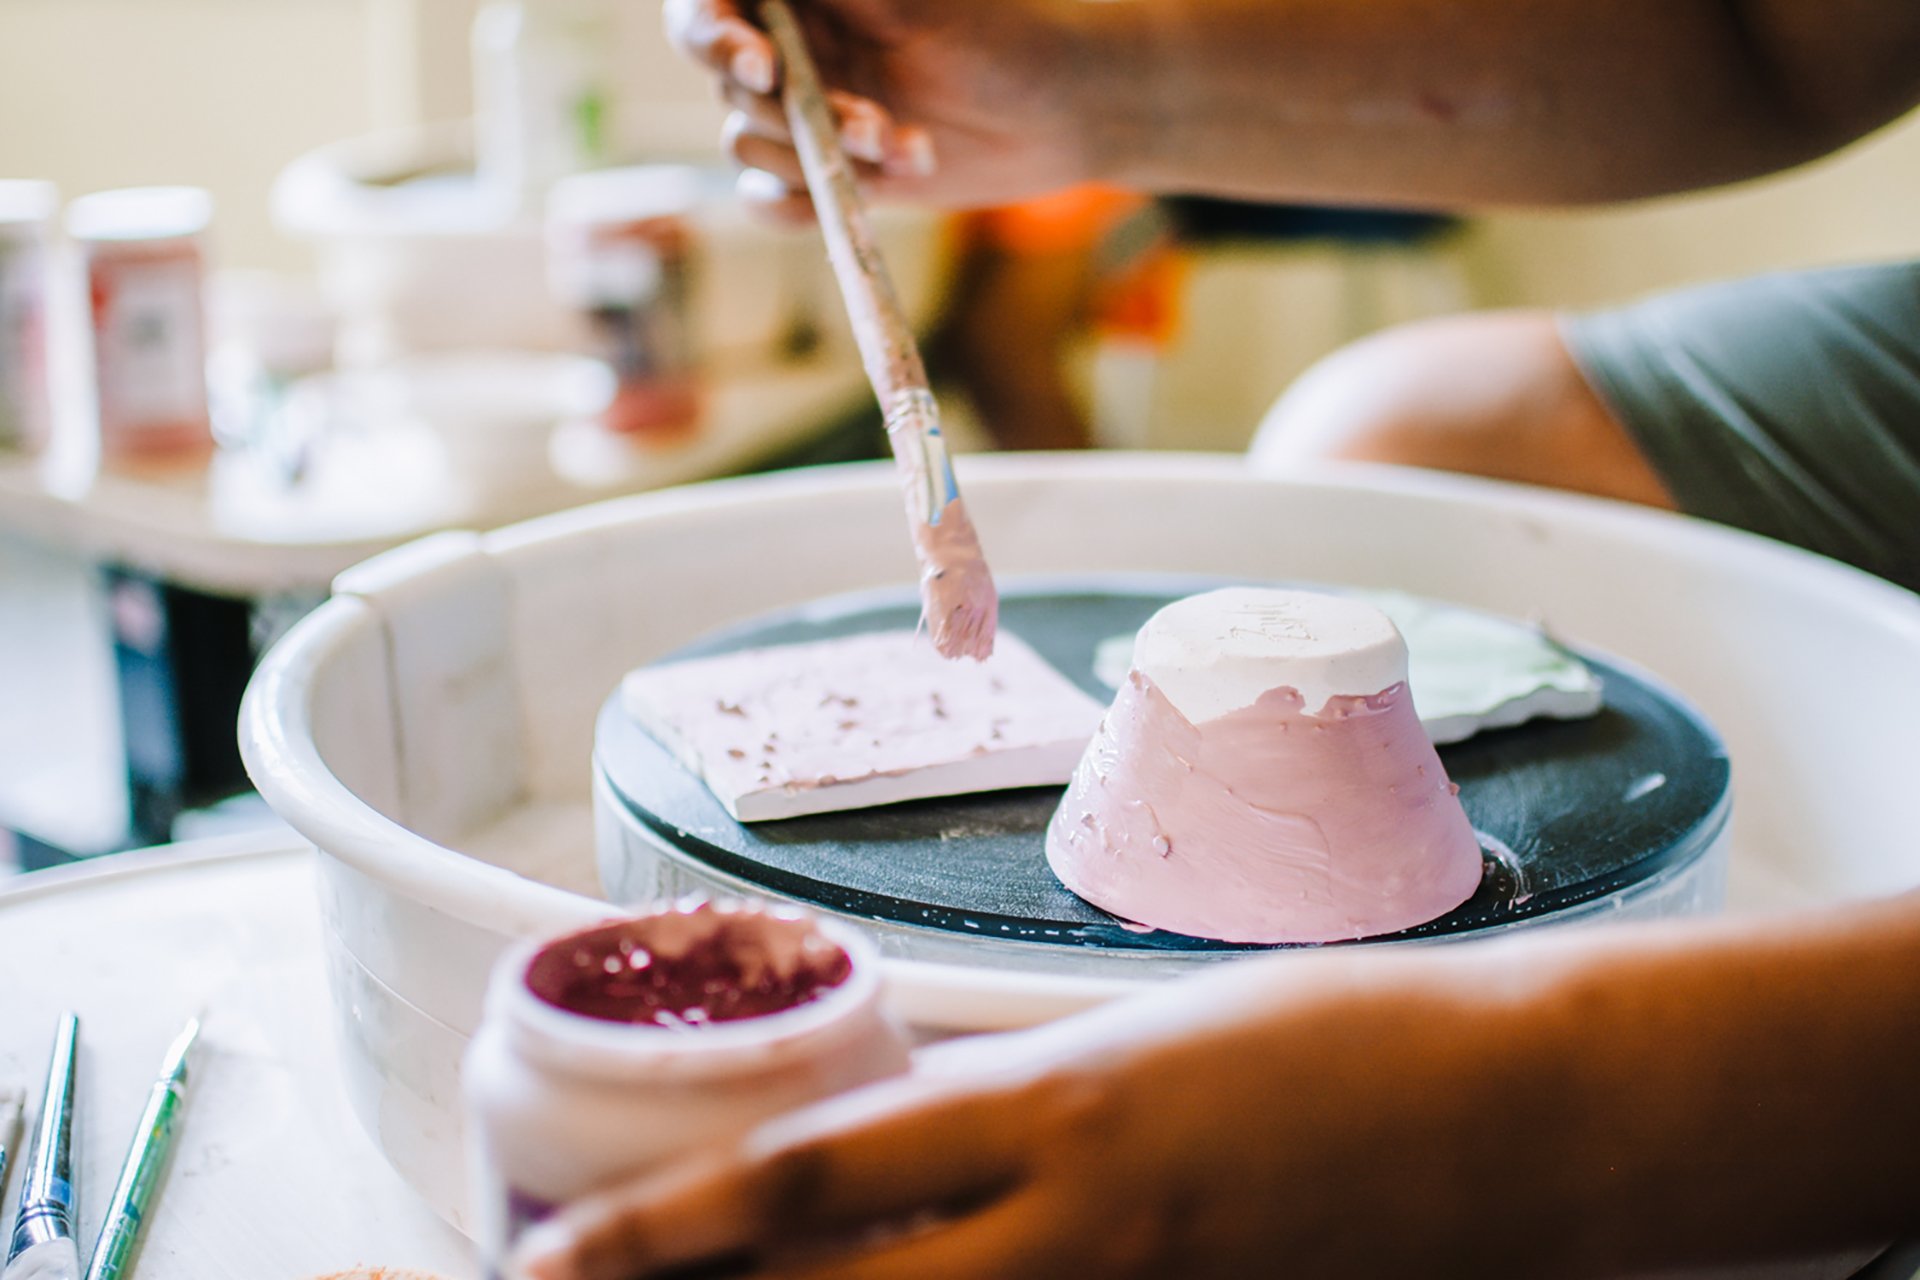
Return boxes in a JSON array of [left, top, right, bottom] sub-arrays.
[[758, 0, 999, 660]]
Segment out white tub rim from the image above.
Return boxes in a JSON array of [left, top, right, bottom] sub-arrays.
[[238, 452, 1920, 1003]]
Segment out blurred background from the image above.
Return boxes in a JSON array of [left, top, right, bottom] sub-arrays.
[[4, 0, 1919, 868], [9, 0, 1920, 447]]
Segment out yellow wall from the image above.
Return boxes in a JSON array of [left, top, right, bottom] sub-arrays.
[[1142, 107, 1920, 449], [0, 0, 720, 274], [0, 2, 1910, 346], [1461, 111, 1920, 310], [0, 0, 375, 272]]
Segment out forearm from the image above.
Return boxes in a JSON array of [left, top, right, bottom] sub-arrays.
[[1517, 896, 1920, 1273], [1072, 0, 1920, 206], [1044, 893, 1920, 1275]]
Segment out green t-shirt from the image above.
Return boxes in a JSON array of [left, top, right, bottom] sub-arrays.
[[1562, 261, 1920, 594]]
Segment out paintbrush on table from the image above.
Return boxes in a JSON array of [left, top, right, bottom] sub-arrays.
[[0, 1088, 23, 1204], [84, 1017, 199, 1280], [4, 1013, 80, 1280], [760, 0, 999, 661]]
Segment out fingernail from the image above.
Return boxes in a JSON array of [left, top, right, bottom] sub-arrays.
[[731, 46, 773, 95], [841, 114, 886, 163], [736, 167, 791, 205], [886, 130, 938, 178]]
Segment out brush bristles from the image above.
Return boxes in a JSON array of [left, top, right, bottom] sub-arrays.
[[911, 494, 999, 661], [925, 567, 999, 661]]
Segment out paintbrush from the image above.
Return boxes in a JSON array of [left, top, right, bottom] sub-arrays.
[[0, 1087, 22, 1202], [760, 0, 999, 661], [4, 1013, 79, 1280], [83, 1017, 199, 1280]]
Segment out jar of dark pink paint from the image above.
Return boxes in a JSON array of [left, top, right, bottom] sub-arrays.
[[464, 900, 909, 1277]]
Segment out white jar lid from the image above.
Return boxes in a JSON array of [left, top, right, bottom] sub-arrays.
[[547, 165, 710, 228], [0, 180, 59, 227], [67, 186, 213, 242]]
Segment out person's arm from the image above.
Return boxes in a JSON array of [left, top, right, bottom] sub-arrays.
[[665, 0, 1920, 212], [1096, 0, 1920, 206], [1247, 309, 1678, 508], [519, 892, 1920, 1279]]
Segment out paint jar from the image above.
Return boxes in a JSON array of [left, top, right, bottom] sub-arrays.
[[67, 187, 215, 466], [464, 900, 910, 1278], [546, 166, 704, 439], [0, 181, 58, 454]]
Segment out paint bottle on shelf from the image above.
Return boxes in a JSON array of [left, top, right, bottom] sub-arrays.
[[546, 166, 704, 440], [0, 180, 58, 455], [464, 900, 910, 1279], [67, 187, 215, 467]]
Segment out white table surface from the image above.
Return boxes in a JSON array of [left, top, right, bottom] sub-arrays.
[[0, 835, 475, 1279], [2, 838, 1910, 1280]]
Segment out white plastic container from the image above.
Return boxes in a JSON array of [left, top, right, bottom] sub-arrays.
[[67, 186, 215, 465], [239, 455, 1920, 1229], [357, 351, 613, 500], [207, 271, 338, 478], [465, 902, 908, 1273], [0, 180, 58, 453]]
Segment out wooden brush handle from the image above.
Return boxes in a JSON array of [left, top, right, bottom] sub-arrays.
[[761, 0, 930, 408]]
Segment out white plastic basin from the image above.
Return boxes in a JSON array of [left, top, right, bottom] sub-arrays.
[[240, 453, 1920, 1229], [270, 122, 951, 368]]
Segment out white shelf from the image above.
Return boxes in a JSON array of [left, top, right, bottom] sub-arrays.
[[0, 358, 870, 597]]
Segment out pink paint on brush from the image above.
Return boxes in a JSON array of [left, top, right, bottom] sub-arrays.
[[882, 391, 996, 662], [1046, 671, 1483, 944], [911, 495, 998, 661]]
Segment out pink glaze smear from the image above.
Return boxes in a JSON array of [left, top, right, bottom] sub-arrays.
[[1046, 672, 1483, 943]]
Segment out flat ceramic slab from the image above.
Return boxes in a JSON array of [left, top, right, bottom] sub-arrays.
[[622, 629, 1105, 821]]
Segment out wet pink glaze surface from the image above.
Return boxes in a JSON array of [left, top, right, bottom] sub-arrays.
[[1046, 672, 1483, 943]]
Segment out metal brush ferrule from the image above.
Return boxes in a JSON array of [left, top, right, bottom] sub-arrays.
[[882, 389, 958, 527]]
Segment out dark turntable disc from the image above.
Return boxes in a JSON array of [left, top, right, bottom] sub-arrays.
[[595, 575, 1730, 953]]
